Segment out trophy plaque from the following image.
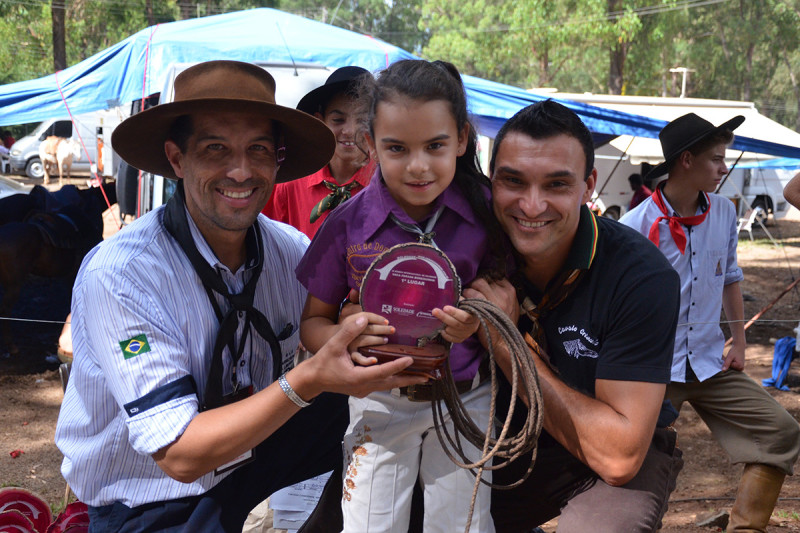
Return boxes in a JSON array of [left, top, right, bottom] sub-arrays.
[[358, 243, 461, 379]]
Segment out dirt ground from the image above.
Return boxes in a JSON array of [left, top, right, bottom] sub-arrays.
[[3, 184, 800, 531]]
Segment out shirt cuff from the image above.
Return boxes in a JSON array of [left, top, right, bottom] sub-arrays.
[[725, 267, 744, 285], [126, 396, 198, 455]]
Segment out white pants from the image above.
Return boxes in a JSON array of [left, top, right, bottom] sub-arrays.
[[341, 382, 495, 533]]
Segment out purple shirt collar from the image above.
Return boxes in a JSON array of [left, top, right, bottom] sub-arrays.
[[355, 168, 480, 244]]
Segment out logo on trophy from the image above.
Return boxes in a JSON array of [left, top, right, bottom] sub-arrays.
[[359, 243, 461, 379]]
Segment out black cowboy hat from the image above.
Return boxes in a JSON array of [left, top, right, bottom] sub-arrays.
[[296, 66, 370, 115], [646, 112, 745, 180], [112, 60, 335, 183]]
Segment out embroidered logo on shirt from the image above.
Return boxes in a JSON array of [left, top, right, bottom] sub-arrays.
[[119, 334, 151, 359], [562, 339, 599, 360], [346, 242, 389, 287], [715, 259, 723, 276]]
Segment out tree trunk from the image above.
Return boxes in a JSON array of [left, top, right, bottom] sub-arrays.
[[146, 0, 155, 26], [179, 1, 196, 20], [607, 0, 624, 95], [609, 44, 625, 95], [781, 49, 800, 132], [51, 0, 66, 71], [743, 43, 754, 101], [538, 47, 550, 87]]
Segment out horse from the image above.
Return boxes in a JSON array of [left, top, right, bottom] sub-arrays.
[[39, 136, 82, 185], [0, 183, 115, 355]]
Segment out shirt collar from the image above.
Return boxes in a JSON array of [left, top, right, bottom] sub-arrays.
[[355, 168, 479, 243], [307, 160, 375, 190], [562, 204, 599, 271], [657, 183, 710, 216], [184, 205, 258, 276]]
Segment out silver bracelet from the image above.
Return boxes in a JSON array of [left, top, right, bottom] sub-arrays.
[[278, 374, 313, 408]]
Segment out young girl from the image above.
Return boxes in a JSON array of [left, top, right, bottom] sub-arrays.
[[295, 59, 505, 533]]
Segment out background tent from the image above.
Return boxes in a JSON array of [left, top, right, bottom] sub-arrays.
[[739, 157, 800, 170], [0, 8, 415, 126], [2, 7, 800, 161], [0, 7, 669, 142], [543, 92, 800, 160]]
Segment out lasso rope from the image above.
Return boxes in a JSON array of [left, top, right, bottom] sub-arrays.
[[430, 297, 543, 532]]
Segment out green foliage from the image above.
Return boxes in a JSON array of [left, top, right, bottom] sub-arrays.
[[278, 0, 428, 54], [0, 0, 181, 82], [6, 0, 800, 128], [774, 509, 800, 520], [417, 0, 800, 127], [0, 2, 51, 83], [420, 0, 600, 88]]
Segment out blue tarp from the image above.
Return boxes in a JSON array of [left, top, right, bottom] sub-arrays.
[[0, 8, 668, 141], [0, 9, 415, 126], [1, 7, 799, 160], [461, 74, 668, 139], [739, 157, 800, 170]]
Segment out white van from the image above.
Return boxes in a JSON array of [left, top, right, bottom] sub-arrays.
[[129, 61, 333, 217], [8, 108, 128, 180]]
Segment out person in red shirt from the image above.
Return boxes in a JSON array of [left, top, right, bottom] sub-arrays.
[[1, 131, 15, 149], [628, 172, 652, 211], [262, 66, 374, 238]]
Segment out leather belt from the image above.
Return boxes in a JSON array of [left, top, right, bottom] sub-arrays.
[[399, 379, 474, 402]]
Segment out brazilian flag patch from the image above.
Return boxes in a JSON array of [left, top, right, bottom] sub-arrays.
[[119, 334, 152, 360]]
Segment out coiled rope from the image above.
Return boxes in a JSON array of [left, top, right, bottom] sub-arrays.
[[430, 297, 543, 532]]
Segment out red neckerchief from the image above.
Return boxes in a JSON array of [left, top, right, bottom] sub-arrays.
[[648, 188, 710, 254]]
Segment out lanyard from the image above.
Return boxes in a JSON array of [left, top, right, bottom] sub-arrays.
[[389, 206, 445, 249]]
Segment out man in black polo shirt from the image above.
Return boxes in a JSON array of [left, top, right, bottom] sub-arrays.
[[466, 100, 684, 532]]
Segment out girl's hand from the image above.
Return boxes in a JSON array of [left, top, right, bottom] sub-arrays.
[[342, 311, 394, 365], [433, 304, 480, 344], [338, 289, 363, 324]]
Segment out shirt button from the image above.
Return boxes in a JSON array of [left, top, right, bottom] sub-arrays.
[[689, 327, 693, 330], [240, 359, 246, 367], [692, 302, 695, 306], [693, 277, 697, 281], [238, 311, 244, 318], [689, 351, 693, 355]]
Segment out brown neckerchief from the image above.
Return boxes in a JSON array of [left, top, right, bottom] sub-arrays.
[[514, 268, 586, 364]]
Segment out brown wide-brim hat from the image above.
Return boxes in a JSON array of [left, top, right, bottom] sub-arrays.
[[645, 112, 745, 180], [112, 60, 335, 183]]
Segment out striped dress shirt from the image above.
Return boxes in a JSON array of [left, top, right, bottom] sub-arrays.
[[54, 206, 308, 507], [620, 192, 744, 383]]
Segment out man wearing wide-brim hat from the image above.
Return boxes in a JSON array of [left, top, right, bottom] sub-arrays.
[[54, 60, 425, 532], [262, 65, 374, 239], [621, 113, 800, 532]]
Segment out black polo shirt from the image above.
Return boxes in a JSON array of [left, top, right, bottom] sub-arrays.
[[492, 206, 681, 521], [511, 205, 680, 424]]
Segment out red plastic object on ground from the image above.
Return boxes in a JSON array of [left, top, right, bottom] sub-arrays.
[[0, 489, 52, 533], [0, 509, 37, 532], [46, 502, 89, 533]]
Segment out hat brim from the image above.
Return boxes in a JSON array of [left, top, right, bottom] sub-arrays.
[[296, 80, 356, 115], [111, 98, 335, 184], [645, 115, 745, 180]]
